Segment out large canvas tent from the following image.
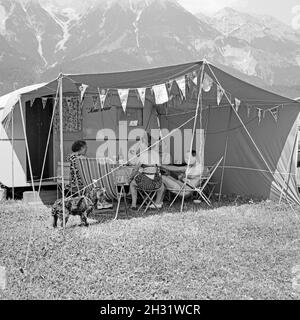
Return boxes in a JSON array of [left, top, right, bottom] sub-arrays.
[[0, 60, 300, 204]]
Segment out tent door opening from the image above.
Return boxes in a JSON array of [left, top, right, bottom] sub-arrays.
[[25, 99, 54, 183]]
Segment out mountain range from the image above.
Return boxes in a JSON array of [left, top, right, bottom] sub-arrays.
[[0, 0, 299, 98]]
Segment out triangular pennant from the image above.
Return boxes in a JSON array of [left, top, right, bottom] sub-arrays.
[[41, 97, 47, 109], [166, 81, 172, 94], [191, 71, 198, 86], [217, 85, 224, 106], [202, 73, 213, 92], [176, 76, 186, 99], [79, 84, 88, 101], [152, 84, 169, 105], [30, 98, 35, 107], [270, 107, 279, 122], [118, 89, 129, 112], [235, 98, 241, 112], [98, 88, 108, 109], [137, 88, 146, 107]]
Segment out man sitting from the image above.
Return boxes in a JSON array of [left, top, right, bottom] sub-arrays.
[[162, 150, 209, 198]]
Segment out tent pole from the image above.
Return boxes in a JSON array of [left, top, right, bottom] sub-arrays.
[[180, 62, 205, 213], [218, 107, 233, 202], [19, 98, 36, 198], [59, 75, 66, 232], [11, 106, 14, 200]]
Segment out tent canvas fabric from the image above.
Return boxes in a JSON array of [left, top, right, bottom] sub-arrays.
[[0, 60, 300, 204]]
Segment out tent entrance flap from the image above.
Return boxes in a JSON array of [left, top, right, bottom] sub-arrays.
[[25, 99, 54, 182]]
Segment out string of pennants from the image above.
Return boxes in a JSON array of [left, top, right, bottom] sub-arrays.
[[28, 70, 282, 124], [200, 72, 282, 124], [75, 71, 199, 113]]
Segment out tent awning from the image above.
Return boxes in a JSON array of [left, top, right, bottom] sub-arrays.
[[0, 60, 298, 123]]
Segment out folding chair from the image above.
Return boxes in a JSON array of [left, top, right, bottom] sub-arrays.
[[169, 156, 223, 207], [76, 158, 128, 220], [137, 187, 161, 214], [136, 166, 163, 214]]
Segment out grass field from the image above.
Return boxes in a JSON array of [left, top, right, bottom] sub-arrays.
[[0, 198, 300, 300]]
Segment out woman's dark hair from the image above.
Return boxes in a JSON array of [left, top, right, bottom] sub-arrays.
[[71, 140, 87, 152]]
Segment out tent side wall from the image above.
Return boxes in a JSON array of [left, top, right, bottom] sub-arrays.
[[204, 103, 300, 203], [52, 92, 160, 167], [0, 102, 27, 187]]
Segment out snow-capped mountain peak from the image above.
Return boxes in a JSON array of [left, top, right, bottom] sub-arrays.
[[0, 0, 299, 99]]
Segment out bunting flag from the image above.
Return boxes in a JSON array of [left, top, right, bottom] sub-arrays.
[[79, 84, 88, 101], [217, 86, 224, 106], [41, 97, 47, 109], [137, 88, 146, 107], [202, 73, 213, 92], [176, 76, 186, 99], [152, 83, 169, 105], [247, 105, 251, 118], [191, 71, 198, 86], [30, 98, 35, 107], [98, 88, 108, 109], [118, 89, 129, 112], [235, 98, 241, 112], [166, 81, 172, 93], [257, 108, 263, 123], [270, 107, 279, 122]]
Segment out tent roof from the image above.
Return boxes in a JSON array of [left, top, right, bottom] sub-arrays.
[[0, 60, 298, 121], [0, 82, 47, 121]]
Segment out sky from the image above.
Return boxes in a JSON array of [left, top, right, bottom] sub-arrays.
[[177, 0, 300, 25], [39, 0, 300, 27]]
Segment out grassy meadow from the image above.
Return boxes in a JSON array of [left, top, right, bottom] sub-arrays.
[[0, 198, 300, 300]]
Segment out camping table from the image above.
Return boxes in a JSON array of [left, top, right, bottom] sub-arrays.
[[114, 166, 135, 219]]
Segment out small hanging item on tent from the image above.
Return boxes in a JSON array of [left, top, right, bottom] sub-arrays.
[[53, 97, 58, 107], [137, 87, 146, 107], [217, 85, 224, 106], [202, 72, 213, 92], [152, 83, 169, 105], [98, 88, 108, 110], [41, 97, 47, 109], [191, 70, 198, 86], [79, 83, 88, 101], [257, 107, 263, 124], [176, 76, 186, 100], [269, 106, 279, 122], [118, 89, 130, 112], [30, 98, 35, 107], [66, 97, 72, 108], [166, 80, 172, 94], [247, 104, 251, 118], [235, 98, 241, 112], [88, 95, 99, 113]]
